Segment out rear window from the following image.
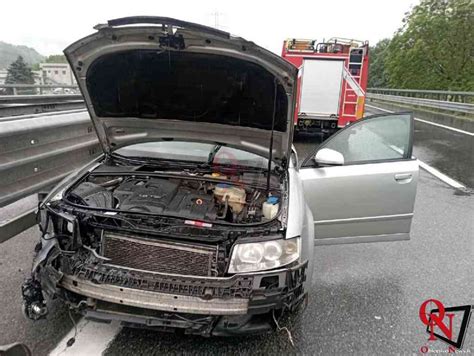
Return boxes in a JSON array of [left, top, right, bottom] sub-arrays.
[[86, 50, 288, 132]]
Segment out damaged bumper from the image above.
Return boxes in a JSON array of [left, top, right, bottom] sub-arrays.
[[61, 275, 250, 315], [24, 237, 307, 336]]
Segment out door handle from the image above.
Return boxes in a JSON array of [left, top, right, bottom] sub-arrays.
[[394, 173, 413, 182]]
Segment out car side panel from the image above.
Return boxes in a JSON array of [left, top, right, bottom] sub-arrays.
[[299, 159, 418, 245]]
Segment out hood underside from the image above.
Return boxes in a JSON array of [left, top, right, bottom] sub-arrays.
[[64, 17, 297, 163]]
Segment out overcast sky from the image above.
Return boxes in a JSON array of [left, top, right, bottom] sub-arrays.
[[2, 0, 418, 56]]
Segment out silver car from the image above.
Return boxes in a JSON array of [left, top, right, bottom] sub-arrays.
[[22, 17, 418, 336]]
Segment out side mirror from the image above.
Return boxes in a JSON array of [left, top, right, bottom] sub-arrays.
[[315, 148, 344, 166]]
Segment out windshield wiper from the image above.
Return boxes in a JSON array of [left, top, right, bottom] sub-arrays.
[[110, 152, 198, 169], [109, 152, 148, 165]]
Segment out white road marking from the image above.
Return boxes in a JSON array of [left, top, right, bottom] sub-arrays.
[[417, 160, 466, 189], [365, 104, 396, 114], [366, 103, 474, 136], [414, 117, 474, 136], [49, 318, 121, 356]]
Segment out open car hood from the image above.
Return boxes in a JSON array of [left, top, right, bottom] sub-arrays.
[[65, 17, 297, 165]]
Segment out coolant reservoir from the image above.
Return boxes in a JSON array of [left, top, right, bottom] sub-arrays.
[[262, 196, 279, 220], [214, 184, 246, 213]]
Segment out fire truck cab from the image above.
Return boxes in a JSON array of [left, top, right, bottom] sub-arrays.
[[282, 38, 369, 136]]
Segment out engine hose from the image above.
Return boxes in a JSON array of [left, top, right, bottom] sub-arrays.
[[217, 196, 229, 219]]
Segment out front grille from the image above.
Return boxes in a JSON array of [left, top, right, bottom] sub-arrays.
[[102, 233, 218, 277]]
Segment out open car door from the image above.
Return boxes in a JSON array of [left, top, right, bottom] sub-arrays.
[[300, 113, 418, 245]]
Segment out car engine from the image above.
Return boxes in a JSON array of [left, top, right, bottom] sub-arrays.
[[67, 174, 281, 224]]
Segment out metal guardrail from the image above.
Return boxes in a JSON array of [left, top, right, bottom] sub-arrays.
[[367, 93, 474, 115], [0, 94, 83, 104], [0, 84, 79, 88], [368, 88, 474, 103], [0, 94, 85, 117], [0, 84, 79, 95], [0, 102, 85, 117], [0, 111, 100, 242]]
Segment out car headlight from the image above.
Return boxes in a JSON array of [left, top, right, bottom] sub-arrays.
[[228, 238, 300, 273]]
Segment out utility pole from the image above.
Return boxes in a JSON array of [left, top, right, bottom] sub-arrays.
[[210, 11, 221, 29]]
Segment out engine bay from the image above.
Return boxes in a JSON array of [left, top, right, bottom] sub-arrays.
[[67, 172, 282, 224]]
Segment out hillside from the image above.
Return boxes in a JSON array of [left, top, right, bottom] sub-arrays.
[[0, 41, 44, 69]]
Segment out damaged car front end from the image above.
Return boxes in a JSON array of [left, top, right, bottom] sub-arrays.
[[22, 16, 312, 336], [25, 211, 307, 335]]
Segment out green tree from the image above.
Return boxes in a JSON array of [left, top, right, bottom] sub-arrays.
[[44, 54, 67, 63], [5, 55, 35, 85], [384, 0, 474, 90], [368, 38, 391, 88]]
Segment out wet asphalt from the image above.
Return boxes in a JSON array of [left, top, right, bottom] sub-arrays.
[[368, 105, 474, 189], [0, 105, 472, 355]]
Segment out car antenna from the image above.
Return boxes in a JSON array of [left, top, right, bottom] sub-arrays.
[[266, 78, 278, 196]]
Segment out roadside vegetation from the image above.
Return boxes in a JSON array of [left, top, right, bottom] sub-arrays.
[[369, 0, 474, 91], [3, 56, 35, 94]]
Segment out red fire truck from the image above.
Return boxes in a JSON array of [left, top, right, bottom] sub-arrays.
[[281, 38, 369, 136]]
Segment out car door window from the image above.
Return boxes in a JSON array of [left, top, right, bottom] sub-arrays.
[[305, 113, 413, 166]]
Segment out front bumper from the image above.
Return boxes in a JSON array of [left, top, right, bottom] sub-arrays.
[[28, 245, 307, 335], [296, 117, 339, 134], [61, 274, 249, 315]]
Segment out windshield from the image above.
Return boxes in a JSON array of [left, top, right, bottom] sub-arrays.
[[115, 141, 269, 169]]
